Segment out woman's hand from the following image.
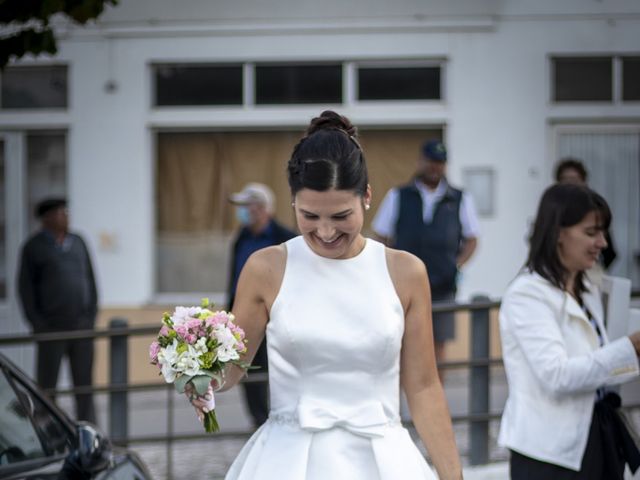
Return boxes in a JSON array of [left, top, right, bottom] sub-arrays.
[[185, 381, 218, 422]]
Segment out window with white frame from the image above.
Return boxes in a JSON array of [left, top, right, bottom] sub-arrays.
[[622, 57, 640, 101], [0, 65, 68, 109], [551, 55, 640, 103], [152, 60, 444, 107], [255, 63, 343, 104], [153, 64, 243, 106], [357, 64, 441, 101]]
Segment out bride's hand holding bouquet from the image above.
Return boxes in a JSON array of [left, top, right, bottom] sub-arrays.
[[149, 298, 249, 432]]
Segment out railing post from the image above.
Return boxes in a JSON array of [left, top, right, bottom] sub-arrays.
[[109, 317, 129, 446], [469, 295, 490, 466]]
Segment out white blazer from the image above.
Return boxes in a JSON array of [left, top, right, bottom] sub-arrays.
[[498, 271, 639, 471]]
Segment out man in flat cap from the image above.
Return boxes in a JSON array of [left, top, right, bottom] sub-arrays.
[[372, 140, 480, 379], [227, 183, 296, 428], [18, 198, 97, 423]]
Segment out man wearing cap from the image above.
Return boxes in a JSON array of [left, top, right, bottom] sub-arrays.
[[227, 183, 296, 428], [372, 140, 479, 376], [18, 198, 98, 423]]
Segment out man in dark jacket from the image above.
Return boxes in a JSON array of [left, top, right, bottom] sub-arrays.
[[18, 198, 97, 423], [227, 183, 296, 428]]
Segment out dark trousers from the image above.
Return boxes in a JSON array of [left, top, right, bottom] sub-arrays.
[[510, 403, 624, 480], [37, 337, 96, 424], [242, 339, 269, 428]]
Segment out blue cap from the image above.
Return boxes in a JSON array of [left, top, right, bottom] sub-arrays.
[[421, 140, 447, 162]]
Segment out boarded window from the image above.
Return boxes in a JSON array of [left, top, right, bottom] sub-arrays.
[[155, 128, 441, 295]]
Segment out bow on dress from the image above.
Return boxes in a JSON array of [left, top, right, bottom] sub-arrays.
[[297, 398, 393, 438]]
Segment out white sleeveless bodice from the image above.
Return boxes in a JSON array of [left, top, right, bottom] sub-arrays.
[[268, 235, 404, 421], [226, 236, 436, 480]]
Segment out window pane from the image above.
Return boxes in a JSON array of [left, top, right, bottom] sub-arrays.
[[12, 378, 71, 455], [622, 57, 640, 101], [1, 66, 67, 109], [154, 65, 243, 106], [27, 133, 67, 235], [553, 57, 612, 101], [0, 372, 46, 464], [0, 141, 5, 300], [255, 64, 342, 104], [358, 66, 441, 100]]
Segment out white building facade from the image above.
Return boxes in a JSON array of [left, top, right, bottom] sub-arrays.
[[1, 0, 639, 343]]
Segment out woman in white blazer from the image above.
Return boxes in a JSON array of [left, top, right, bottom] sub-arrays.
[[499, 184, 640, 479]]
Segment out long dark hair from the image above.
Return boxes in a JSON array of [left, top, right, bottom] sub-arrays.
[[287, 110, 368, 196], [526, 183, 611, 297]]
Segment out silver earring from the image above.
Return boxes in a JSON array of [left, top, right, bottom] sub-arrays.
[[365, 204, 370, 211]]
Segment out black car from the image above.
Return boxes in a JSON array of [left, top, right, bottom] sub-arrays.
[[0, 352, 153, 479]]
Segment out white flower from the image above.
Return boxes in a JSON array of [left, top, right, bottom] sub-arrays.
[[176, 347, 201, 377], [193, 337, 208, 355], [171, 306, 202, 325], [161, 362, 177, 383], [213, 325, 241, 362], [157, 340, 178, 365], [217, 345, 240, 362], [157, 340, 180, 383], [214, 325, 237, 349]]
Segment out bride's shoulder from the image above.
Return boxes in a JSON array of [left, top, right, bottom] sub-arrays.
[[384, 247, 427, 280], [244, 245, 287, 279]]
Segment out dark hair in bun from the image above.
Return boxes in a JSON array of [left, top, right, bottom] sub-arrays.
[[287, 110, 368, 196]]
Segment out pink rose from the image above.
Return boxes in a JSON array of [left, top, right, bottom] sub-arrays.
[[159, 325, 170, 337], [213, 312, 229, 325], [186, 318, 202, 332], [174, 324, 188, 339]]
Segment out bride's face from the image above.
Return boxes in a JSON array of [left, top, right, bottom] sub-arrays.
[[293, 187, 371, 260]]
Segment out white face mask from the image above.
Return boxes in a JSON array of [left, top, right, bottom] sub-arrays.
[[235, 206, 252, 225]]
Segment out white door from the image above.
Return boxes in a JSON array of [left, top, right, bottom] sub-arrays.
[[556, 126, 640, 287]]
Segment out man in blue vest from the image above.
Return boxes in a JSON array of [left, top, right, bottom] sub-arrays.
[[372, 140, 479, 376]]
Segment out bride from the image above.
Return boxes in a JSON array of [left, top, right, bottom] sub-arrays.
[[189, 110, 462, 480]]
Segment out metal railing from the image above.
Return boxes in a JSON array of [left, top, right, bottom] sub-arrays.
[[1, 292, 638, 477]]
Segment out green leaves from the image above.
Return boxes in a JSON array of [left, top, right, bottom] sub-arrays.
[[173, 374, 192, 394], [0, 0, 119, 68], [190, 375, 213, 396]]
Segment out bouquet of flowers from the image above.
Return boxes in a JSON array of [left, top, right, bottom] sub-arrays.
[[149, 298, 248, 433]]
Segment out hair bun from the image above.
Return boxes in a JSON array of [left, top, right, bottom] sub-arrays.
[[306, 110, 357, 137]]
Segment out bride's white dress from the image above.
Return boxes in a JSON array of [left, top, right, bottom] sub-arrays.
[[226, 236, 437, 479]]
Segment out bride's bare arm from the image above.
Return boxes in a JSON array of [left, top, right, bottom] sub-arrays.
[[388, 249, 463, 480], [187, 244, 286, 424]]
